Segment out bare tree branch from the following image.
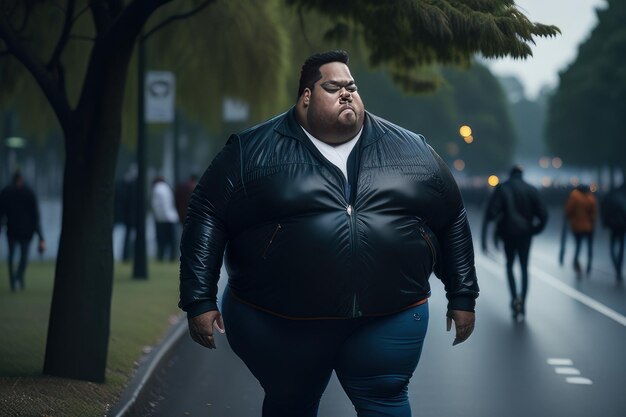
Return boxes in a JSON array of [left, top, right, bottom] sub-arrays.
[[142, 0, 215, 41], [13, 1, 31, 34], [72, 4, 90, 25], [48, 0, 75, 70], [0, 15, 72, 130], [69, 34, 96, 42], [76, 0, 172, 113], [90, 0, 112, 34], [297, 6, 315, 50]]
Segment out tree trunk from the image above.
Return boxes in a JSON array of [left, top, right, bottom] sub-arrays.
[[43, 71, 125, 384]]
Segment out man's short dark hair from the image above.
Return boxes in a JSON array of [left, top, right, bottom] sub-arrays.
[[297, 50, 349, 100]]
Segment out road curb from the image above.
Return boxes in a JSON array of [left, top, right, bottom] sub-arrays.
[[108, 316, 188, 417]]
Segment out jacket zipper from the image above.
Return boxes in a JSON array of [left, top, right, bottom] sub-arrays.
[[346, 204, 360, 317], [262, 224, 282, 259], [418, 224, 437, 271]]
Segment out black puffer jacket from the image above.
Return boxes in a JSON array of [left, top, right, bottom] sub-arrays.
[[179, 108, 478, 319]]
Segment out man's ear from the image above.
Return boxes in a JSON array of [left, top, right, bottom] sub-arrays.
[[303, 88, 311, 107]]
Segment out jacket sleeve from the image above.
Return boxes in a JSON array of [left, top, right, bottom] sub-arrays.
[[430, 147, 479, 312], [481, 186, 503, 249], [532, 188, 549, 235], [179, 135, 241, 318]]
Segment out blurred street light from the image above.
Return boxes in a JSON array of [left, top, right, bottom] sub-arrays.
[[488, 175, 500, 187], [459, 125, 475, 144], [539, 157, 550, 169], [453, 159, 465, 171], [552, 157, 563, 168], [459, 125, 472, 137]]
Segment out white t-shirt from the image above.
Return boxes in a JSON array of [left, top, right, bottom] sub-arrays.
[[151, 182, 180, 223], [301, 126, 363, 180]]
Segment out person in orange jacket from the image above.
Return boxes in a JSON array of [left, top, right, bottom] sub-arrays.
[[564, 184, 597, 275]]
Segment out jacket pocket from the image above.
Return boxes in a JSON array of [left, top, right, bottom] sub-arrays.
[[261, 224, 282, 259], [417, 220, 441, 275]]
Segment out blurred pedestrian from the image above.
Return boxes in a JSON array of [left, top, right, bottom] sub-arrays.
[[482, 165, 548, 321], [564, 184, 597, 275], [179, 50, 479, 416], [0, 171, 46, 292], [151, 176, 179, 261], [600, 183, 626, 282], [174, 174, 198, 224], [114, 164, 138, 261]]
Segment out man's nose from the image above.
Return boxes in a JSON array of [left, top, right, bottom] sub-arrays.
[[339, 88, 352, 101]]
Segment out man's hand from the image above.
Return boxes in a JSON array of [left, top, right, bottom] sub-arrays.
[[188, 310, 225, 349], [446, 310, 475, 346]]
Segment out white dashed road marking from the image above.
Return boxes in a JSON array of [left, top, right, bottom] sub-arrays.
[[565, 377, 593, 385], [554, 367, 581, 375], [547, 358, 573, 366], [546, 358, 593, 385]]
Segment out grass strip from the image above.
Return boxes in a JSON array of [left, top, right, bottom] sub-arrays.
[[0, 260, 182, 417]]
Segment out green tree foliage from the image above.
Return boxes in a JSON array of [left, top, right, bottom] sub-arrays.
[[442, 63, 517, 173], [546, 0, 625, 172], [0, 0, 558, 382], [289, 0, 559, 91], [499, 77, 551, 163], [352, 61, 516, 174]]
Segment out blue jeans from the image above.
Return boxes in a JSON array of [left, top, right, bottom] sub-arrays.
[[221, 288, 429, 417]]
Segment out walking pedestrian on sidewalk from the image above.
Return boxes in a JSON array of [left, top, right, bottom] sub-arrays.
[[151, 176, 179, 262], [179, 50, 479, 417], [601, 183, 626, 282], [564, 184, 597, 276], [0, 171, 46, 292], [481, 165, 547, 321], [174, 174, 198, 224]]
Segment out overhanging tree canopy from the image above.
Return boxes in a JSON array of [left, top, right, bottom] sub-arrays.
[[289, 0, 559, 91], [0, 0, 558, 382]]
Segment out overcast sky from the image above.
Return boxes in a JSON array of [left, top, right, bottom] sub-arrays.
[[484, 0, 607, 100]]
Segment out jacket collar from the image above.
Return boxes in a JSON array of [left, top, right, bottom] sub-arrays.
[[274, 106, 387, 147]]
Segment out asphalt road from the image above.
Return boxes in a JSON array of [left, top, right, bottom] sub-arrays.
[[136, 206, 626, 417]]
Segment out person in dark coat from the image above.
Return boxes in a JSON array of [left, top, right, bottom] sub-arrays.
[[174, 174, 198, 224], [601, 183, 626, 281], [0, 171, 46, 291], [482, 165, 548, 321], [179, 50, 478, 416], [114, 164, 138, 261]]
